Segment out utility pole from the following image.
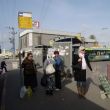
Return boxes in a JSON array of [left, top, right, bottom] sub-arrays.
[[7, 26, 17, 59]]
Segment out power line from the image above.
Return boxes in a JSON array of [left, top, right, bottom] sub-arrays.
[[40, 0, 52, 27], [7, 26, 17, 58]]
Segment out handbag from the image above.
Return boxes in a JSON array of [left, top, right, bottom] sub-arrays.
[[41, 74, 47, 87], [20, 86, 27, 98], [73, 62, 82, 70], [46, 64, 55, 74], [19, 69, 27, 99]]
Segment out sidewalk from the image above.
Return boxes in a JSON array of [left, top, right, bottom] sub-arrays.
[[2, 61, 110, 110]]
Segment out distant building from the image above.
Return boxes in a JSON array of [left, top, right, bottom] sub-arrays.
[[19, 29, 81, 52], [83, 37, 98, 48], [0, 49, 13, 58], [19, 29, 83, 67], [20, 29, 100, 51]]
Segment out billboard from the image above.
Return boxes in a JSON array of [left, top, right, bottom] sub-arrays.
[[18, 12, 32, 29]]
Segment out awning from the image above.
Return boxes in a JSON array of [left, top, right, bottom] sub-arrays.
[[34, 45, 52, 48], [56, 37, 82, 44]]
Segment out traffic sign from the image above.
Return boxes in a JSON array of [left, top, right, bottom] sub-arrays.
[[18, 12, 32, 29]]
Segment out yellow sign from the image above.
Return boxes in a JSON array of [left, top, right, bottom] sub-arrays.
[[18, 12, 32, 29]]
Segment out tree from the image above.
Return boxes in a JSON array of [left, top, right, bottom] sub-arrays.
[[89, 35, 96, 40]]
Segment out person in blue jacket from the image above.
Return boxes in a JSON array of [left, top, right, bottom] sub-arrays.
[[54, 51, 63, 90]]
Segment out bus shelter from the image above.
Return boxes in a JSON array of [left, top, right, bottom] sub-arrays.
[[32, 45, 52, 67], [49, 37, 82, 74]]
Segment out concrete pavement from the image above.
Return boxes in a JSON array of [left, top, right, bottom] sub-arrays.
[[1, 61, 110, 110]]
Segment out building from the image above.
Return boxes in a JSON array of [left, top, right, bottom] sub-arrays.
[[19, 29, 81, 52], [19, 29, 82, 68], [83, 37, 98, 48]]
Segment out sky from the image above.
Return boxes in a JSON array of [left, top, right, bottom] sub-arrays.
[[0, 0, 110, 49]]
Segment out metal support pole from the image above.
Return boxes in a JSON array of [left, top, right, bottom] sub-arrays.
[[18, 30, 23, 87]]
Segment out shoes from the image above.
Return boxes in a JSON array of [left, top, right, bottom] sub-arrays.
[[32, 88, 36, 93], [46, 90, 53, 95]]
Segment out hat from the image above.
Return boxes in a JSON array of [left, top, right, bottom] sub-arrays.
[[78, 46, 85, 52]]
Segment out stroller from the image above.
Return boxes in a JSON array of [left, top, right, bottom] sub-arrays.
[[45, 74, 54, 95]]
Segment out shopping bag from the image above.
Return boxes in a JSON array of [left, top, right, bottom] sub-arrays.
[[41, 74, 47, 87], [27, 86, 32, 97], [46, 64, 55, 74], [20, 86, 27, 98]]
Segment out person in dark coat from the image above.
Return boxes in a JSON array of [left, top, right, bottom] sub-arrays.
[[1, 60, 8, 72], [22, 52, 37, 92], [54, 51, 63, 90], [72, 46, 92, 98], [72, 53, 80, 80]]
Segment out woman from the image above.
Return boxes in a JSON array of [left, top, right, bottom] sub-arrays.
[[43, 55, 55, 95], [54, 51, 63, 90], [73, 46, 92, 98], [22, 52, 37, 92]]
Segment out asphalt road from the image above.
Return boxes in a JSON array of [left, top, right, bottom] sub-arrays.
[[0, 74, 5, 108], [0, 58, 19, 110], [1, 61, 110, 110]]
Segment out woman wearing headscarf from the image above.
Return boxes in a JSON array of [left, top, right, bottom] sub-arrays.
[[43, 54, 55, 95], [73, 46, 92, 98]]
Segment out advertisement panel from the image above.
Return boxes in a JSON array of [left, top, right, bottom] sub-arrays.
[[18, 12, 32, 29]]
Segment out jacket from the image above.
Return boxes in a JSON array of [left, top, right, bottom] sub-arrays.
[[72, 54, 92, 71], [22, 58, 36, 75]]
